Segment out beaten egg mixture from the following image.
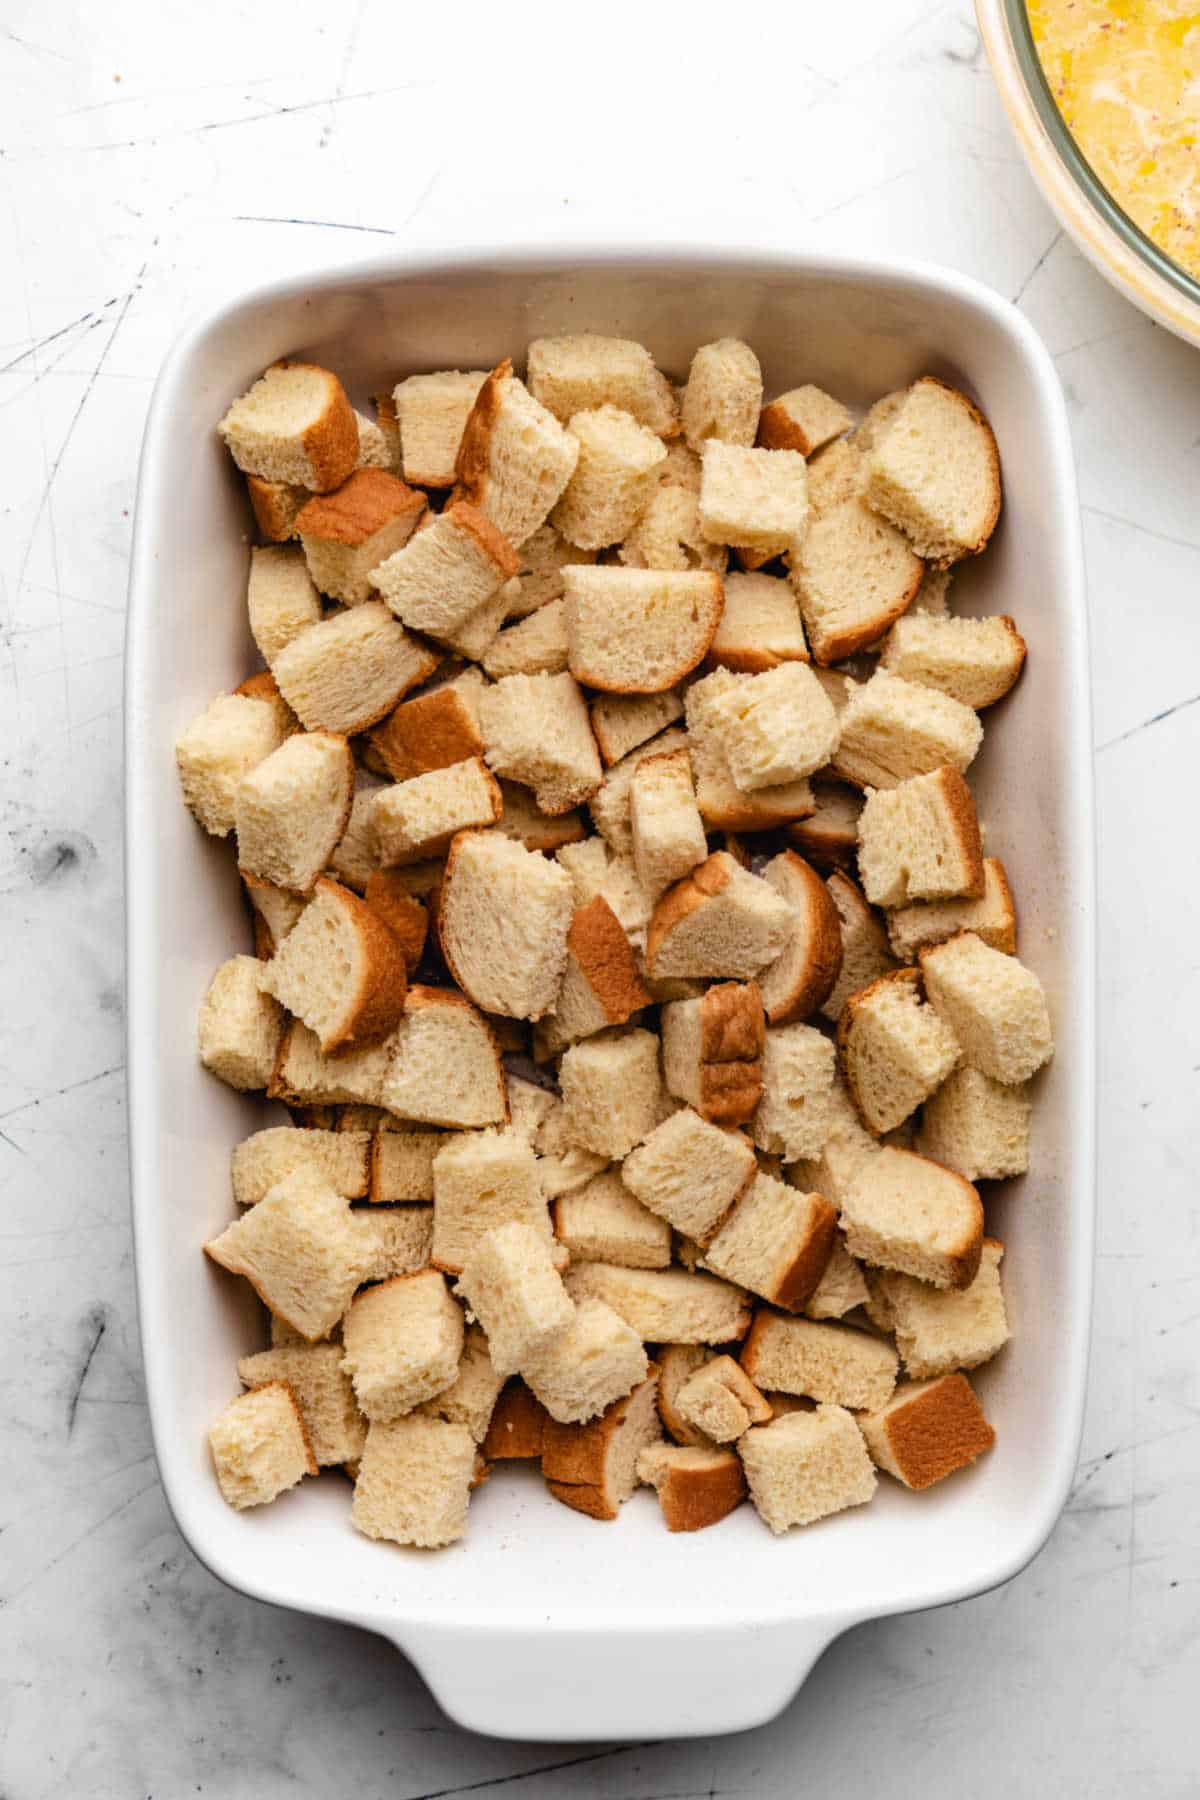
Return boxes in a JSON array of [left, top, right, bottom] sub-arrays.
[[1029, 0, 1200, 280]]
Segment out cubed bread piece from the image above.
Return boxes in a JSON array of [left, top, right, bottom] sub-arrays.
[[533, 896, 650, 1056], [681, 339, 763, 451], [806, 436, 866, 516], [852, 388, 907, 453], [647, 852, 791, 982], [684, 669, 815, 833], [435, 576, 515, 661], [243, 874, 305, 954], [481, 599, 568, 679], [246, 474, 308, 542], [832, 670, 982, 790], [351, 1414, 478, 1547], [786, 779, 863, 874], [368, 1127, 442, 1202], [864, 378, 1001, 565], [638, 1442, 746, 1531], [917, 1066, 1031, 1180], [752, 1024, 838, 1162], [705, 1172, 838, 1312], [709, 663, 839, 792], [820, 870, 899, 1025], [803, 1236, 870, 1321], [554, 1169, 671, 1269], [209, 1382, 316, 1509], [431, 1129, 551, 1274], [699, 442, 808, 555], [455, 360, 580, 544], [881, 613, 1025, 709], [888, 856, 1017, 962], [235, 730, 354, 893], [417, 1322, 504, 1442], [758, 850, 844, 1024], [479, 670, 603, 815], [660, 982, 765, 1127], [506, 523, 597, 617], [619, 484, 727, 575], [859, 1372, 995, 1488], [557, 838, 656, 953], [869, 1238, 1008, 1380], [629, 748, 707, 897], [439, 828, 574, 1021], [232, 1125, 370, 1207], [740, 1313, 898, 1409], [857, 766, 984, 910], [543, 1373, 663, 1520], [482, 1380, 551, 1459], [295, 470, 426, 604], [523, 1296, 650, 1425], [589, 690, 686, 768], [341, 1269, 464, 1421], [219, 361, 357, 492], [559, 1027, 665, 1159], [564, 1264, 751, 1344], [551, 405, 668, 550], [529, 1091, 610, 1197], [919, 932, 1053, 1084], [198, 955, 285, 1090], [371, 759, 502, 867], [273, 603, 441, 736], [674, 1354, 773, 1443], [393, 369, 488, 487], [739, 1404, 875, 1532], [247, 545, 322, 664], [494, 781, 586, 853], [371, 676, 484, 783], [380, 986, 507, 1127], [269, 1019, 393, 1109], [328, 785, 384, 892], [758, 385, 852, 457], [369, 501, 518, 635], [789, 497, 923, 665], [260, 879, 406, 1053], [205, 1166, 375, 1340], [238, 1344, 365, 1466], [355, 1205, 434, 1280], [623, 1107, 757, 1243], [504, 1075, 558, 1146], [838, 967, 961, 1135], [656, 1344, 714, 1445], [360, 873, 428, 971], [455, 1220, 574, 1377], [563, 566, 724, 694], [587, 727, 690, 853], [353, 406, 392, 471], [176, 692, 290, 838], [705, 571, 809, 674], [527, 335, 677, 435], [841, 1145, 983, 1289]]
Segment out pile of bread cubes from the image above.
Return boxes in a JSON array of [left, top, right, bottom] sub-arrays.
[[180, 330, 1053, 1549]]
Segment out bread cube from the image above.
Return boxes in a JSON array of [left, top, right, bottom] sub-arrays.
[[554, 1169, 671, 1270], [788, 497, 923, 666], [527, 334, 677, 435], [564, 1263, 751, 1345], [785, 779, 862, 875], [563, 566, 724, 695], [198, 955, 285, 1090], [418, 1322, 504, 1441], [660, 982, 764, 1127], [758, 385, 852, 457], [709, 662, 839, 793], [739, 1405, 876, 1532], [706, 571, 808, 674], [482, 1380, 551, 1460], [619, 484, 727, 575], [439, 828, 574, 1021], [647, 852, 791, 982], [479, 670, 603, 814], [481, 598, 568, 679], [260, 879, 407, 1054], [494, 781, 586, 854], [295, 469, 426, 604], [757, 850, 843, 1026], [369, 500, 518, 636], [204, 1166, 376, 1340], [380, 986, 508, 1128], [393, 369, 488, 487], [542, 1374, 663, 1519], [219, 361, 357, 492], [367, 1126, 441, 1202], [247, 545, 322, 664], [360, 873, 427, 971], [869, 1238, 1008, 1381], [431, 1129, 551, 1274], [918, 1061, 1031, 1177], [675, 1354, 772, 1443], [273, 603, 440, 737], [638, 1442, 747, 1531], [820, 870, 899, 1025], [237, 1344, 365, 1466], [806, 436, 866, 516], [351, 1414, 478, 1547], [881, 612, 1026, 709], [370, 673, 485, 784], [533, 895, 650, 1057], [749, 1023, 836, 1162], [656, 1343, 714, 1444], [622, 1106, 757, 1243], [834, 668, 984, 793], [887, 856, 1017, 962], [371, 758, 502, 866], [456, 360, 580, 545], [551, 405, 667, 550], [838, 967, 960, 1135], [681, 339, 763, 451], [586, 698, 685, 784], [704, 1171, 837, 1311], [176, 692, 290, 838], [629, 748, 707, 898], [683, 668, 815, 833], [354, 1205, 434, 1281], [234, 729, 354, 893], [740, 1314, 898, 1410], [859, 1372, 995, 1489], [559, 1027, 665, 1160], [340, 1270, 463, 1422], [586, 726, 690, 854], [522, 1296, 649, 1425], [920, 932, 1053, 1084], [864, 378, 1002, 565], [209, 1382, 316, 1509], [455, 1220, 574, 1377], [232, 1125, 370, 1208], [246, 474, 307, 542], [857, 766, 984, 910], [841, 1145, 983, 1289], [803, 1236, 870, 1321], [699, 441, 808, 554]]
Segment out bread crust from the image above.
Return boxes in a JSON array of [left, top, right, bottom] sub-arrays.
[[651, 1449, 747, 1531], [482, 1380, 550, 1460], [441, 499, 520, 580], [645, 851, 732, 975], [454, 358, 511, 500], [836, 965, 922, 1132], [699, 980, 765, 1062], [308, 878, 409, 1051], [762, 851, 844, 1024], [246, 474, 305, 541], [295, 469, 425, 546], [770, 1193, 839, 1312], [931, 766, 986, 900], [873, 1372, 995, 1487], [269, 361, 359, 493], [371, 686, 485, 782], [541, 1369, 661, 1520], [361, 872, 428, 971], [697, 1061, 763, 1127], [917, 377, 1003, 564], [567, 895, 651, 1023]]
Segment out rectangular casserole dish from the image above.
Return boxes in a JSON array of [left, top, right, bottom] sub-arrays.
[[125, 245, 1095, 1742]]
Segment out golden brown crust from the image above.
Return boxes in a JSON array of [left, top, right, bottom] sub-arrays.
[[764, 851, 845, 1024], [645, 851, 733, 976], [879, 1372, 995, 1488], [770, 1193, 839, 1312], [261, 360, 358, 493], [482, 1381, 550, 1460], [737, 1309, 774, 1386], [441, 499, 520, 580], [986, 857, 1019, 954], [309, 878, 408, 1052], [757, 398, 812, 456], [540, 1369, 660, 1520], [915, 377, 1003, 563], [246, 474, 305, 541], [697, 1061, 763, 1127], [252, 913, 275, 960], [652, 1450, 747, 1531], [567, 895, 651, 1024], [234, 669, 283, 704], [362, 873, 428, 971], [295, 469, 426, 547], [544, 1477, 615, 1520], [695, 784, 816, 833], [931, 767, 986, 900], [371, 687, 485, 782], [730, 544, 778, 575], [812, 568, 925, 667], [699, 981, 765, 1062], [454, 358, 512, 502]]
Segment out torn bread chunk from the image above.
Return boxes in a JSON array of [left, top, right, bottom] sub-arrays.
[[841, 1146, 983, 1290], [917, 1066, 1031, 1180], [543, 1373, 663, 1519], [238, 1345, 364, 1467], [881, 613, 1026, 709], [646, 853, 791, 982], [656, 1344, 715, 1445], [789, 497, 923, 665], [260, 879, 407, 1053], [329, 785, 384, 892], [557, 837, 655, 951], [708, 662, 839, 791], [418, 1322, 504, 1442], [589, 689, 685, 768], [353, 407, 392, 471], [435, 575, 515, 662], [565, 1263, 752, 1344], [273, 602, 441, 736], [675, 1355, 773, 1443], [752, 1024, 838, 1162], [380, 986, 508, 1128], [269, 1018, 393, 1110], [431, 1128, 551, 1274], [551, 405, 668, 550], [351, 1414, 478, 1547], [660, 982, 765, 1127], [494, 781, 587, 853], [370, 758, 502, 866], [533, 895, 650, 1056], [806, 436, 866, 516], [739, 1405, 876, 1532], [563, 566, 724, 694], [209, 1382, 316, 1509], [839, 967, 960, 1135], [341, 1270, 464, 1421], [864, 377, 1002, 565], [629, 748, 707, 898], [361, 873, 427, 971], [623, 1107, 757, 1244], [740, 1314, 898, 1410], [455, 1220, 574, 1378], [705, 571, 808, 673], [247, 545, 322, 664], [919, 932, 1053, 1085], [247, 474, 307, 542], [371, 671, 485, 783], [888, 856, 1017, 962], [506, 523, 598, 618], [439, 828, 574, 1021], [198, 955, 285, 1091], [393, 370, 489, 487], [869, 1238, 1008, 1380], [523, 1296, 650, 1424], [527, 334, 678, 435], [859, 1372, 995, 1489], [368, 1126, 442, 1203], [587, 727, 690, 854], [619, 483, 727, 575], [758, 385, 852, 457], [454, 359, 580, 545], [857, 766, 984, 910], [704, 1172, 838, 1312], [559, 1027, 666, 1160], [479, 670, 603, 815], [482, 1380, 550, 1459], [681, 339, 763, 451], [699, 441, 809, 556], [758, 850, 844, 1024], [684, 669, 815, 833], [481, 599, 568, 679], [176, 691, 290, 838], [803, 1236, 870, 1321], [219, 361, 358, 492], [355, 1205, 434, 1281], [832, 670, 982, 790], [295, 471, 426, 604], [638, 1442, 747, 1531], [820, 870, 899, 1025], [232, 1125, 370, 1207], [554, 1169, 672, 1270], [369, 501, 518, 636]]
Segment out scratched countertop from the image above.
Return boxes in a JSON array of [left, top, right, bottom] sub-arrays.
[[1, 1, 1197, 1794]]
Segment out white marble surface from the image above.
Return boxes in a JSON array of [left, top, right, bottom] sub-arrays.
[[1, 0, 1197, 1792]]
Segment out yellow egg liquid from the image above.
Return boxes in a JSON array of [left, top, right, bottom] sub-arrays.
[[1028, 0, 1200, 280]]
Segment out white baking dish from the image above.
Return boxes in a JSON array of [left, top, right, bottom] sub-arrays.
[[125, 245, 1095, 1743]]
